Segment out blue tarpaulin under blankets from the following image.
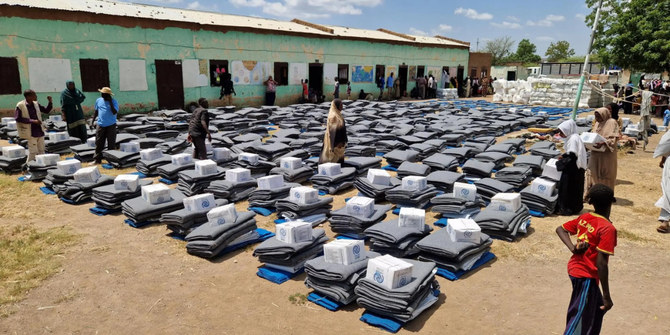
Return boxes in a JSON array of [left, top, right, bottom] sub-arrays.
[[435, 251, 497, 281], [308, 292, 344, 311], [248, 207, 276, 216], [89, 206, 121, 216], [124, 219, 158, 228], [17, 176, 28, 182], [217, 228, 275, 256], [381, 165, 398, 172], [40, 187, 56, 195], [129, 171, 148, 179], [360, 313, 403, 332], [529, 210, 545, 217], [159, 178, 177, 185], [102, 163, 114, 170], [256, 266, 304, 284], [335, 233, 368, 240]]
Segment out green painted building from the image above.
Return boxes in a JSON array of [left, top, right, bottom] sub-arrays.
[[0, 0, 470, 115]]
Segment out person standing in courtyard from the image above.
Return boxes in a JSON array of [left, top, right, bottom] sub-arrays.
[[90, 87, 118, 165], [263, 76, 278, 105], [319, 98, 347, 164], [15, 89, 51, 161], [586, 107, 620, 194], [654, 130, 670, 233], [219, 73, 236, 106], [376, 74, 385, 100], [333, 77, 340, 100], [556, 184, 617, 335], [60, 81, 88, 143], [188, 98, 212, 160], [386, 72, 394, 100], [556, 119, 587, 215]]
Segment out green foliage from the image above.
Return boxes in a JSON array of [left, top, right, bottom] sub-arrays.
[[515, 39, 542, 63], [484, 36, 515, 65], [288, 293, 307, 305], [545, 41, 576, 62], [585, 0, 670, 72]]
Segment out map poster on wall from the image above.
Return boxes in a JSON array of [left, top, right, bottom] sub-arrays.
[[386, 65, 397, 78], [119, 59, 148, 91], [351, 65, 373, 83], [231, 60, 272, 85], [427, 66, 442, 83], [323, 63, 337, 85], [28, 58, 72, 93], [408, 66, 417, 81], [289, 63, 307, 85]]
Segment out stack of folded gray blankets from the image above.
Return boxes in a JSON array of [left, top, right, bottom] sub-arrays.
[[494, 166, 533, 188], [103, 150, 140, 169], [364, 220, 433, 257], [157, 161, 195, 181], [512, 155, 545, 176], [43, 169, 76, 192], [275, 196, 333, 220], [385, 184, 440, 209], [422, 153, 459, 172], [70, 142, 96, 162], [345, 145, 376, 157], [269, 165, 314, 183], [45, 137, 81, 154], [305, 251, 380, 305], [342, 157, 382, 175], [502, 138, 526, 154], [162, 199, 229, 236], [185, 211, 258, 259], [376, 140, 408, 154], [396, 162, 431, 179], [156, 140, 190, 154], [25, 160, 56, 181], [58, 175, 114, 204], [248, 182, 300, 209], [473, 151, 512, 170], [474, 178, 515, 203], [253, 228, 329, 274], [329, 203, 391, 238], [355, 258, 440, 322], [252, 142, 292, 162], [91, 179, 153, 210], [529, 141, 561, 160], [462, 159, 495, 179], [354, 176, 401, 201], [136, 155, 172, 176], [232, 159, 276, 178], [310, 167, 357, 194], [205, 178, 258, 202], [426, 171, 465, 193], [383, 149, 418, 168], [416, 229, 493, 272], [520, 181, 559, 215], [473, 205, 531, 241], [441, 147, 474, 164], [121, 189, 186, 224], [0, 155, 26, 174], [430, 194, 485, 218], [176, 167, 226, 196]]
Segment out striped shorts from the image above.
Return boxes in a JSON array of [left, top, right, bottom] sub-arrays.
[[564, 276, 605, 335]]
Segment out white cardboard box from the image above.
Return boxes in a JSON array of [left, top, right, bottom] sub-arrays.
[[86, 137, 96, 148], [367, 169, 391, 186], [48, 115, 62, 122], [6, 121, 16, 130], [1, 117, 14, 125], [183, 193, 216, 212], [73, 166, 101, 184], [57, 159, 82, 175], [489, 193, 522, 212], [207, 203, 237, 225], [541, 158, 563, 181], [140, 148, 163, 161], [257, 175, 284, 190], [398, 207, 426, 230], [50, 132, 69, 141], [171, 153, 193, 166], [195, 159, 218, 176], [365, 255, 413, 290], [213, 147, 233, 161], [346, 196, 375, 218], [280, 157, 302, 170], [659, 126, 668, 132], [453, 182, 477, 201], [580, 132, 606, 151], [141, 184, 172, 205], [530, 178, 556, 196], [401, 176, 427, 191], [120, 142, 140, 153], [35, 154, 59, 166], [238, 152, 259, 165], [318, 163, 341, 176], [114, 174, 140, 192], [2, 145, 26, 159], [446, 218, 482, 243], [276, 220, 313, 244], [289, 186, 318, 205], [323, 240, 366, 265], [225, 168, 251, 182]]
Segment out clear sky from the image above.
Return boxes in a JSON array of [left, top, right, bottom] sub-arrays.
[[120, 0, 596, 56]]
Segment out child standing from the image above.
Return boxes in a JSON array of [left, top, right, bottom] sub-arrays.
[[556, 184, 617, 335], [346, 81, 351, 100]]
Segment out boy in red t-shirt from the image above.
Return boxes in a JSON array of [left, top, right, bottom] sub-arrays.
[[556, 184, 617, 335]]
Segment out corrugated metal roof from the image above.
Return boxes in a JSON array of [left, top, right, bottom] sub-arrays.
[[0, 0, 470, 48]]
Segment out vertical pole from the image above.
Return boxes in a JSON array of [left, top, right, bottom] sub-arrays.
[[572, 0, 604, 120]]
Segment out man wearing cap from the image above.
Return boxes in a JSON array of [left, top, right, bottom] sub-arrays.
[[15, 89, 52, 161], [90, 87, 118, 165]]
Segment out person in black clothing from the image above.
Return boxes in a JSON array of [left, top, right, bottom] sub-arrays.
[[555, 119, 587, 215], [623, 81, 634, 114], [219, 73, 236, 106], [188, 98, 211, 160]]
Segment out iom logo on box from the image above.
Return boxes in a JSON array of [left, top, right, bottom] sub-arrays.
[[353, 205, 360, 213], [120, 181, 128, 189], [69, 166, 76, 174], [217, 217, 226, 225], [353, 245, 361, 257], [280, 228, 287, 237], [461, 189, 469, 196], [399, 276, 408, 286], [294, 192, 301, 199], [538, 184, 546, 191], [464, 230, 473, 238], [499, 205, 507, 211], [202, 200, 210, 208], [374, 271, 384, 283]]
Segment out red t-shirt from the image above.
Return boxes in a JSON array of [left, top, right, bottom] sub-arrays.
[[562, 213, 617, 280], [302, 83, 308, 96]]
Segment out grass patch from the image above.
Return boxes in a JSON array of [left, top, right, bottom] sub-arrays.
[[617, 228, 653, 243], [0, 175, 49, 220], [288, 292, 307, 305], [0, 225, 79, 317]]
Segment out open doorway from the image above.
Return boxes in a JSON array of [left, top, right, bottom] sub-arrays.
[[417, 66, 425, 78], [457, 66, 465, 97], [506, 71, 516, 81], [375, 65, 385, 84], [308, 63, 323, 101], [155, 59, 184, 109], [399, 65, 408, 96]]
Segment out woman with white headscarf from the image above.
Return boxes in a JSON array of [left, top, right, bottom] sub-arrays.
[[556, 119, 587, 215], [654, 130, 670, 233]]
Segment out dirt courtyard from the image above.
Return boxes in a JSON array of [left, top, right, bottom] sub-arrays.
[[1, 109, 670, 334]]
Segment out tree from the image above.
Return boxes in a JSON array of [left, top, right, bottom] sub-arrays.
[[545, 40, 575, 62], [514, 39, 542, 63], [484, 36, 515, 66], [585, 0, 670, 73]]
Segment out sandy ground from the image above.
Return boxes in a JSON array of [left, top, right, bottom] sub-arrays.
[[1, 104, 670, 334]]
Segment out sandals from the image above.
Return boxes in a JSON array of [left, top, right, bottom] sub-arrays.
[[657, 225, 670, 234]]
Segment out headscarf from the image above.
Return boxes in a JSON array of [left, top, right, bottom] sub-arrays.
[[607, 102, 620, 120], [320, 99, 347, 164], [593, 107, 620, 151], [558, 119, 587, 169], [61, 80, 80, 105]]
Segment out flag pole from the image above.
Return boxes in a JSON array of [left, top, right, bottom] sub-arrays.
[[572, 0, 604, 120]]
